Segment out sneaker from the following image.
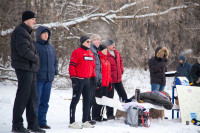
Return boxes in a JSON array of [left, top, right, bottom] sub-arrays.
[[28, 127, 46, 133], [68, 122, 82, 129], [39, 125, 51, 129], [82, 121, 95, 128], [107, 115, 115, 120], [12, 126, 30, 133], [88, 120, 96, 125]]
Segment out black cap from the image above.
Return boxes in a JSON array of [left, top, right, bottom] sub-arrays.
[[105, 39, 115, 47], [99, 44, 107, 51], [22, 10, 36, 22], [80, 36, 90, 45]]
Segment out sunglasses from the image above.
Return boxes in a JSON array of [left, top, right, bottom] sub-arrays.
[[86, 41, 91, 43]]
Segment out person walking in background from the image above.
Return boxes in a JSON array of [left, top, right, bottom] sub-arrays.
[[35, 26, 58, 129], [10, 10, 45, 133], [105, 39, 127, 120], [92, 44, 112, 122], [68, 36, 96, 129], [89, 34, 102, 124], [190, 52, 200, 86], [174, 55, 192, 84], [148, 47, 169, 91]]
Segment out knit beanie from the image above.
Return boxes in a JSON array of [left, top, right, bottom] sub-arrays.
[[105, 39, 115, 47], [22, 10, 36, 22], [80, 36, 90, 45], [99, 44, 107, 51]]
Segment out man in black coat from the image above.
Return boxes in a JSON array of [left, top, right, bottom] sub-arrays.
[[11, 10, 45, 133], [190, 56, 200, 86], [148, 47, 169, 91]]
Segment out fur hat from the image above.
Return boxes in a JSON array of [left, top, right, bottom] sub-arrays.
[[80, 36, 90, 45], [22, 10, 36, 22], [90, 34, 101, 41]]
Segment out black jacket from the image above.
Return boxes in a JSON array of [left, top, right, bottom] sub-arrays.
[[190, 63, 200, 86], [11, 23, 39, 72], [148, 47, 168, 86]]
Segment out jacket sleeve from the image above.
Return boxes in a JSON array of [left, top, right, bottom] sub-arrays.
[[188, 64, 193, 82], [119, 53, 124, 73], [148, 59, 160, 73], [15, 31, 39, 63], [54, 48, 58, 75], [190, 65, 199, 82], [69, 51, 78, 78]]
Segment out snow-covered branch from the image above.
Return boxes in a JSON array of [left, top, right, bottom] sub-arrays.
[[0, 2, 188, 36]]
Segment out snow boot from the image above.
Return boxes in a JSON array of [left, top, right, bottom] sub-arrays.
[[12, 126, 30, 133], [82, 121, 95, 128], [39, 125, 51, 129], [68, 122, 82, 129], [27, 127, 46, 133]]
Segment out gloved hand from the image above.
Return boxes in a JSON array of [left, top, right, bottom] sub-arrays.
[[196, 78, 200, 84], [97, 80, 102, 88], [71, 77, 79, 90], [108, 83, 112, 91], [91, 77, 97, 88]]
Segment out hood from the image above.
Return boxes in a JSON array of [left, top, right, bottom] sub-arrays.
[[178, 55, 186, 65], [155, 47, 169, 60], [36, 26, 51, 44]]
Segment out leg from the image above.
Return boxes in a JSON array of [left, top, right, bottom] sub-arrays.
[[26, 73, 39, 129], [36, 81, 45, 117], [92, 87, 103, 120], [114, 82, 127, 99], [159, 85, 165, 91], [82, 79, 91, 123], [12, 69, 33, 129], [38, 81, 52, 126], [106, 84, 114, 117], [88, 80, 96, 121], [151, 84, 160, 91], [69, 79, 84, 124]]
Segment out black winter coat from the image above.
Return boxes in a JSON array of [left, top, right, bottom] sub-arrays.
[[11, 23, 39, 72], [190, 63, 200, 86], [148, 47, 167, 86]]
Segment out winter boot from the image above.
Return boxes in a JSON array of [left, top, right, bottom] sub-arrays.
[[39, 125, 51, 129], [82, 121, 95, 128], [12, 126, 30, 133], [27, 127, 46, 133], [68, 122, 82, 129]]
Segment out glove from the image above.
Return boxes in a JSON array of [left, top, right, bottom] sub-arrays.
[[108, 83, 112, 91], [71, 77, 79, 90], [196, 78, 200, 84], [91, 77, 97, 88], [97, 80, 102, 88]]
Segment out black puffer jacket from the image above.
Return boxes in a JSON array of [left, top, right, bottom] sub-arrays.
[[11, 23, 39, 72], [148, 47, 168, 86], [190, 62, 200, 86]]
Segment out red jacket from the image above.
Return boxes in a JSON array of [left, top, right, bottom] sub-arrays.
[[107, 49, 124, 83], [98, 51, 111, 87], [69, 47, 96, 78]]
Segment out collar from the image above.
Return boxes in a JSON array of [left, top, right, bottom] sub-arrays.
[[21, 23, 32, 34], [81, 45, 89, 50]]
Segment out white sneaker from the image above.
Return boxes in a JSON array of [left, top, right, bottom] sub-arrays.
[[82, 121, 95, 128], [69, 122, 82, 129]]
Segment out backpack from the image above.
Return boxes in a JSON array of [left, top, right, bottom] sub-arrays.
[[125, 105, 151, 128]]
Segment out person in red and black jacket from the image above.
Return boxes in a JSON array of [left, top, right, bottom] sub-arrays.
[[105, 39, 127, 120], [68, 36, 96, 129], [92, 44, 112, 122]]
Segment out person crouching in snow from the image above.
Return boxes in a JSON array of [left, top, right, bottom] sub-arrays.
[[35, 26, 58, 129], [92, 44, 112, 122], [190, 53, 200, 86], [68, 36, 96, 129], [148, 47, 169, 91]]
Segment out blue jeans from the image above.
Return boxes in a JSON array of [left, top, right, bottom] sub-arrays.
[[151, 84, 165, 91], [36, 80, 52, 126]]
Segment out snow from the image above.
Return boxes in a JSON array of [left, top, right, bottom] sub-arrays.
[[1, 69, 200, 133]]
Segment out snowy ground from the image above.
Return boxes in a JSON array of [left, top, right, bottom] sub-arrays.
[[0, 69, 200, 133]]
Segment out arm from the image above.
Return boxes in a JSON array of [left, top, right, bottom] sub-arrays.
[[54, 47, 58, 75], [190, 65, 199, 82], [119, 53, 124, 73], [68, 51, 78, 78], [91, 55, 96, 77], [15, 32, 39, 63], [148, 59, 160, 73]]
